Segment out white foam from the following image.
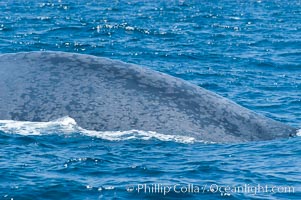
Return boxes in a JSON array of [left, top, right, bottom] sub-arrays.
[[81, 129, 196, 144], [0, 116, 196, 144], [0, 116, 77, 135], [297, 129, 301, 137]]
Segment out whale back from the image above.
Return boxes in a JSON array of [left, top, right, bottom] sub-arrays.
[[0, 52, 296, 142]]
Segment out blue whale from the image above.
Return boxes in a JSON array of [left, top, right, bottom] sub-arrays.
[[0, 51, 297, 142]]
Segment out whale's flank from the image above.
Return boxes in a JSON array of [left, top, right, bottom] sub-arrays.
[[0, 51, 297, 143]]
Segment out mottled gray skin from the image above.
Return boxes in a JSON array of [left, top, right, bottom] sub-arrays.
[[0, 51, 297, 142]]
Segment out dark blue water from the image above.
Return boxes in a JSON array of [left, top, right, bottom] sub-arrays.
[[0, 0, 300, 199]]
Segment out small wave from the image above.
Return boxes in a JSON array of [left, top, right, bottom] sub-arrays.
[[0, 116, 196, 144]]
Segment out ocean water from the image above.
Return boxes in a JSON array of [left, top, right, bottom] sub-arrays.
[[0, 0, 300, 199]]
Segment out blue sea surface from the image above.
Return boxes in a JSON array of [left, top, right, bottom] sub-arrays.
[[0, 0, 300, 199]]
